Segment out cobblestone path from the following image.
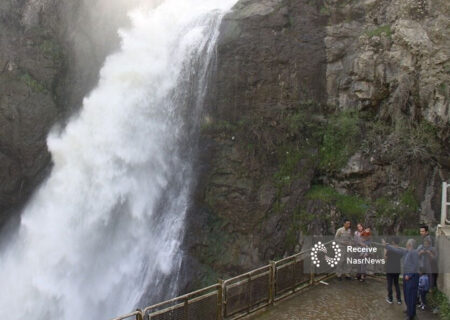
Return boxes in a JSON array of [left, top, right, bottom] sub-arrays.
[[252, 277, 438, 320]]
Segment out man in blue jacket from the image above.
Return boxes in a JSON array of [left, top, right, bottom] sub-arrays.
[[385, 239, 419, 320]]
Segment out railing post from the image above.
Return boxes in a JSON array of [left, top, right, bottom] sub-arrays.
[[292, 257, 297, 293], [247, 274, 252, 314], [184, 298, 189, 320], [217, 280, 224, 320], [441, 182, 448, 226], [136, 309, 143, 320], [269, 260, 276, 305], [310, 265, 315, 285]]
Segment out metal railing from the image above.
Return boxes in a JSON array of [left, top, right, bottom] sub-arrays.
[[111, 310, 144, 320], [441, 181, 450, 226], [143, 284, 221, 320], [113, 241, 334, 320]]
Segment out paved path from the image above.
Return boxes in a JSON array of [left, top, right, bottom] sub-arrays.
[[251, 278, 438, 320]]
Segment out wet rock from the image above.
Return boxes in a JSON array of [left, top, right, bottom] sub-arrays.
[[187, 0, 449, 280], [187, 0, 327, 275], [0, 0, 130, 225]]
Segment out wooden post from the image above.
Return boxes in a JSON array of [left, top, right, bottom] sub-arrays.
[[217, 280, 224, 320], [269, 261, 276, 305]]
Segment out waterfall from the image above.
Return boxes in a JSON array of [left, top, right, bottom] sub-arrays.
[[0, 0, 237, 319]]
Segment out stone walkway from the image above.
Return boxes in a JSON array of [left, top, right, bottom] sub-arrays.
[[251, 277, 438, 320]]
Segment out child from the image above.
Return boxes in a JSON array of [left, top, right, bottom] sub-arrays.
[[418, 269, 430, 310]]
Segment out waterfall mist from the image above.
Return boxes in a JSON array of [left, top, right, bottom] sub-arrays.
[[0, 0, 237, 319]]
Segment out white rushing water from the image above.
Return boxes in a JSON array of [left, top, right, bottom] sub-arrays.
[[0, 0, 237, 319]]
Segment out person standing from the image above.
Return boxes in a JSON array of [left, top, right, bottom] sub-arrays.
[[385, 236, 402, 305], [335, 219, 352, 280], [358, 227, 372, 282], [420, 225, 437, 288], [418, 237, 437, 291], [354, 223, 364, 280], [418, 269, 430, 311], [384, 239, 419, 320], [354, 223, 364, 242]]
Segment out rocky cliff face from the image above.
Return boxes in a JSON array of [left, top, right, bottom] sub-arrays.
[[321, 0, 449, 228], [325, 0, 449, 125], [0, 0, 62, 225], [0, 0, 134, 226], [185, 0, 449, 286], [184, 0, 329, 285]]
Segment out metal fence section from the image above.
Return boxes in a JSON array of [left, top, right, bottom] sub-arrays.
[[111, 310, 144, 320], [114, 242, 335, 320], [143, 284, 221, 320], [273, 250, 310, 300], [223, 265, 272, 318]]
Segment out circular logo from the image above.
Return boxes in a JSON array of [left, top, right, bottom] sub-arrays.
[[311, 241, 341, 268]]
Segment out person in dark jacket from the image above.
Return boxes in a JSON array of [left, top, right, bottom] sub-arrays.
[[418, 237, 437, 290], [419, 225, 438, 289], [385, 236, 402, 304], [385, 238, 419, 320]]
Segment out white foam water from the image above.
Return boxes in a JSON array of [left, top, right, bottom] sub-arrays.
[[0, 0, 237, 319]]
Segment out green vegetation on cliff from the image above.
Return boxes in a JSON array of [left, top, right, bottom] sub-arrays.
[[319, 111, 360, 172], [366, 25, 392, 38], [364, 116, 441, 162], [39, 39, 64, 63], [304, 184, 420, 233], [20, 72, 47, 93], [373, 188, 419, 230], [306, 185, 369, 222]]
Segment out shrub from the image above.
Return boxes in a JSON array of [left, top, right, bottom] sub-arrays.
[[429, 290, 450, 319]]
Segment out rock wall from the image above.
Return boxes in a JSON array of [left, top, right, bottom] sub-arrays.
[[0, 0, 62, 225], [184, 0, 329, 285], [0, 0, 136, 226], [321, 0, 449, 229], [325, 0, 449, 125], [184, 0, 449, 286]]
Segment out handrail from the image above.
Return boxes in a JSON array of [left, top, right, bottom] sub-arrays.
[[223, 264, 271, 286], [142, 283, 221, 320], [110, 310, 143, 320], [142, 283, 220, 313], [113, 241, 336, 320]]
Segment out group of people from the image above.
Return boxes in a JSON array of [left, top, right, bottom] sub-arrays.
[[384, 225, 438, 320], [334, 220, 438, 320], [335, 219, 373, 281]]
